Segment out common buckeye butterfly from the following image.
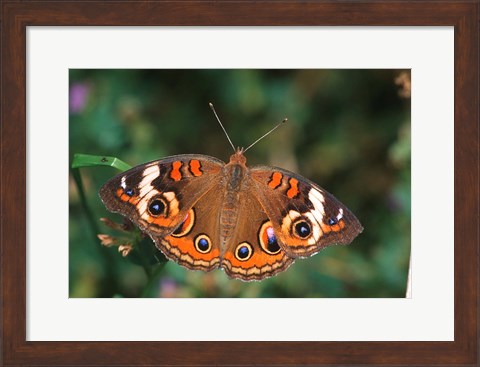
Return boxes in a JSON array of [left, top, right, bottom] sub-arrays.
[[99, 104, 363, 281]]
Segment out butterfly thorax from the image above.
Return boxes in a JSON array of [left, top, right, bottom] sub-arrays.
[[219, 152, 249, 245]]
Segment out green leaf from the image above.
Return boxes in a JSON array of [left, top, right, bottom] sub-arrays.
[[72, 153, 132, 172]]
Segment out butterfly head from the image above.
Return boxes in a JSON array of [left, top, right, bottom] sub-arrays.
[[229, 148, 247, 166]]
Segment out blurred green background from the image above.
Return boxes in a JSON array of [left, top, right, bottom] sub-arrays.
[[69, 69, 411, 298]]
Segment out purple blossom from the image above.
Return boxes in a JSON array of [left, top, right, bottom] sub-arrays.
[[159, 278, 178, 298], [69, 82, 90, 114]]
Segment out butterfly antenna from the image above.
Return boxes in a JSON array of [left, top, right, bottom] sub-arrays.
[[243, 117, 288, 153], [209, 102, 236, 152]]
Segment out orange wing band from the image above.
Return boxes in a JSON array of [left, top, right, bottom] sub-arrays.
[[286, 178, 299, 198], [268, 172, 283, 189], [170, 161, 182, 181], [189, 159, 203, 176]]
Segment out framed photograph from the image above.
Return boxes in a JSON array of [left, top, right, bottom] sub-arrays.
[[2, 1, 478, 366], [68, 68, 409, 299]]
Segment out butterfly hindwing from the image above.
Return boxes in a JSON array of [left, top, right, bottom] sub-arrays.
[[220, 191, 294, 281], [151, 186, 224, 272]]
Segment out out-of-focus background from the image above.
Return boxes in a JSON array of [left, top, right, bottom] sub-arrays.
[[69, 69, 411, 298]]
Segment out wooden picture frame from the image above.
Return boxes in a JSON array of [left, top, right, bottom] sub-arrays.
[[1, 1, 478, 366]]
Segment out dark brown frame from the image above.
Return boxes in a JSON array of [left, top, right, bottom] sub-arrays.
[[1, 1, 478, 366]]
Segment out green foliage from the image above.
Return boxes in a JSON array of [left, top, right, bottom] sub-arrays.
[[72, 153, 132, 171], [69, 69, 411, 298]]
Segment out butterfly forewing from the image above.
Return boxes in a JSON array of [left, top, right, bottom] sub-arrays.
[[250, 166, 363, 258], [99, 155, 224, 238]]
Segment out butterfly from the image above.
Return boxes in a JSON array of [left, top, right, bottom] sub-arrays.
[[99, 104, 363, 281]]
